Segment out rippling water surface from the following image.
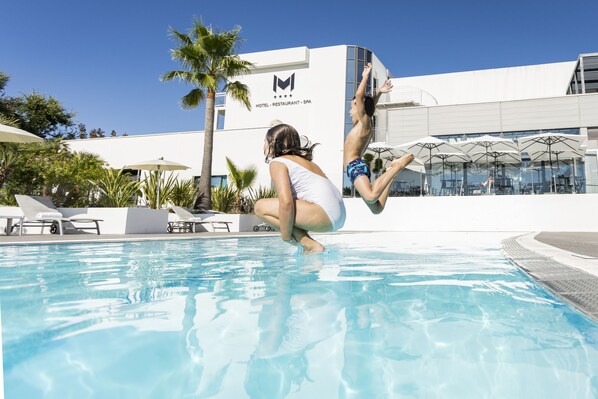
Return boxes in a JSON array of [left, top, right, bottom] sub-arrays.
[[1, 232, 598, 398]]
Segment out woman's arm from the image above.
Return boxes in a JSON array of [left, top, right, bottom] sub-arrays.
[[270, 161, 295, 241]]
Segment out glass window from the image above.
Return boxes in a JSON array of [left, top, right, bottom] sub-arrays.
[[211, 176, 227, 188], [195, 175, 228, 188], [358, 48, 365, 61], [357, 60, 364, 76], [217, 110, 225, 130], [346, 83, 355, 100], [346, 61, 355, 83], [346, 46, 355, 60], [366, 51, 372, 63]]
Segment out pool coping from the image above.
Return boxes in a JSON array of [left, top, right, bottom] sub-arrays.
[[501, 232, 598, 323]]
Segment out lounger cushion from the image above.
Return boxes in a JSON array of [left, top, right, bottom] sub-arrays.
[[69, 214, 102, 221], [35, 212, 63, 219]]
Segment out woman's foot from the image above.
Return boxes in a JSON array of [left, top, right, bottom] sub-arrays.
[[293, 231, 325, 254], [303, 241, 325, 254]]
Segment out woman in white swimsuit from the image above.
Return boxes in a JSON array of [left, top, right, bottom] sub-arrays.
[[254, 124, 346, 254]]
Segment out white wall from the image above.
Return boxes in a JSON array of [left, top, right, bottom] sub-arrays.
[[392, 61, 576, 106], [67, 45, 351, 191], [341, 194, 598, 232], [66, 128, 274, 189], [385, 93, 598, 145]]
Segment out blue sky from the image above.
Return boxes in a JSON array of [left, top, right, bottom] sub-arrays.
[[2, 0, 597, 136]]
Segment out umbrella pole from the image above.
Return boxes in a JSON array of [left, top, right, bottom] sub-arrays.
[[442, 160, 446, 195], [428, 147, 432, 196], [157, 167, 161, 209], [571, 158, 577, 194], [548, 143, 554, 193], [555, 152, 561, 193]]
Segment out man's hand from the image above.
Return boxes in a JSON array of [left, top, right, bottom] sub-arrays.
[[362, 62, 372, 79], [378, 79, 393, 93]]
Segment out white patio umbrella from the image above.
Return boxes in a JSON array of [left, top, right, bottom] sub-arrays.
[[366, 142, 400, 174], [528, 147, 586, 193], [395, 137, 459, 195], [471, 150, 521, 193], [518, 133, 586, 193], [432, 152, 470, 181], [470, 150, 521, 166], [0, 123, 44, 143], [125, 157, 190, 208], [394, 137, 457, 179], [456, 135, 518, 179], [366, 142, 397, 159]]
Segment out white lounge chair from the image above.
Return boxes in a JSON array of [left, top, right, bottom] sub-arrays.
[[168, 206, 231, 233], [14, 195, 102, 235]]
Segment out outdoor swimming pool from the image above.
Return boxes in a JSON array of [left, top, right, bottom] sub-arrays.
[[1, 232, 598, 398]]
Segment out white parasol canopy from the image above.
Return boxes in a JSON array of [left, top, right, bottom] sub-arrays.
[[125, 157, 190, 208], [0, 123, 44, 143], [457, 135, 519, 154], [394, 136, 460, 172], [518, 133, 586, 192]]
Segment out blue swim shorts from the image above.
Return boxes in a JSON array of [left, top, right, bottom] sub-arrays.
[[346, 158, 371, 184]]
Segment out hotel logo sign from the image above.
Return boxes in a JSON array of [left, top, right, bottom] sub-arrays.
[[273, 73, 295, 96], [255, 72, 312, 108]]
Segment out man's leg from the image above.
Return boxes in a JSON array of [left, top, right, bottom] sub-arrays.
[[353, 154, 414, 214]]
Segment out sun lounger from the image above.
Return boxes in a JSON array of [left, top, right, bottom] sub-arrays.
[[14, 195, 102, 235], [168, 206, 231, 233]]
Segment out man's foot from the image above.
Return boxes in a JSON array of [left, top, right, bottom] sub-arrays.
[[388, 153, 415, 171]]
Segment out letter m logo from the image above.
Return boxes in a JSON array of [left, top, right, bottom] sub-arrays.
[[273, 73, 295, 92]]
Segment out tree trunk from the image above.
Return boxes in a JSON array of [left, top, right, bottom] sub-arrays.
[[198, 90, 216, 210]]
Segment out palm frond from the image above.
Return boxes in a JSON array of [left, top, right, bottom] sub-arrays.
[[160, 70, 198, 84], [180, 88, 205, 109], [225, 81, 251, 110], [168, 27, 193, 46], [222, 57, 253, 77], [225, 157, 242, 191], [199, 74, 217, 91]]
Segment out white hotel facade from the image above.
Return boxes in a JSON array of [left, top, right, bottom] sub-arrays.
[[67, 45, 598, 232]]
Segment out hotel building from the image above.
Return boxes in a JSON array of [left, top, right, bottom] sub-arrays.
[[67, 46, 598, 231]]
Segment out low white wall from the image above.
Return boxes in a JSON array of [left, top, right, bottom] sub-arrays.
[[4, 195, 597, 235], [61, 208, 169, 234], [341, 194, 598, 232], [196, 214, 262, 233], [0, 207, 168, 235]]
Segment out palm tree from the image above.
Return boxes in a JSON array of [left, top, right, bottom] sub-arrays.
[[226, 157, 257, 212], [161, 19, 253, 210]]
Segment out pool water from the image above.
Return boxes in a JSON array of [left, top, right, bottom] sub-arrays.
[[1, 232, 598, 398]]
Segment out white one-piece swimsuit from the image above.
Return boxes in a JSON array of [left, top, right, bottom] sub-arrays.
[[270, 157, 346, 231]]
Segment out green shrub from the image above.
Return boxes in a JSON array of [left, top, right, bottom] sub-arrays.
[[210, 185, 237, 213], [92, 168, 141, 207], [140, 171, 177, 209], [246, 185, 277, 214], [170, 178, 198, 208]]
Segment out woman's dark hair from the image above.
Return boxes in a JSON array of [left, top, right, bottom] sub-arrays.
[[265, 124, 318, 162]]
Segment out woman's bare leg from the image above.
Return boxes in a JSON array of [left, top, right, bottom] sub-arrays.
[[254, 199, 330, 254]]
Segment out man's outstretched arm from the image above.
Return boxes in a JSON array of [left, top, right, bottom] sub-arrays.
[[355, 63, 372, 124], [373, 79, 393, 106]]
